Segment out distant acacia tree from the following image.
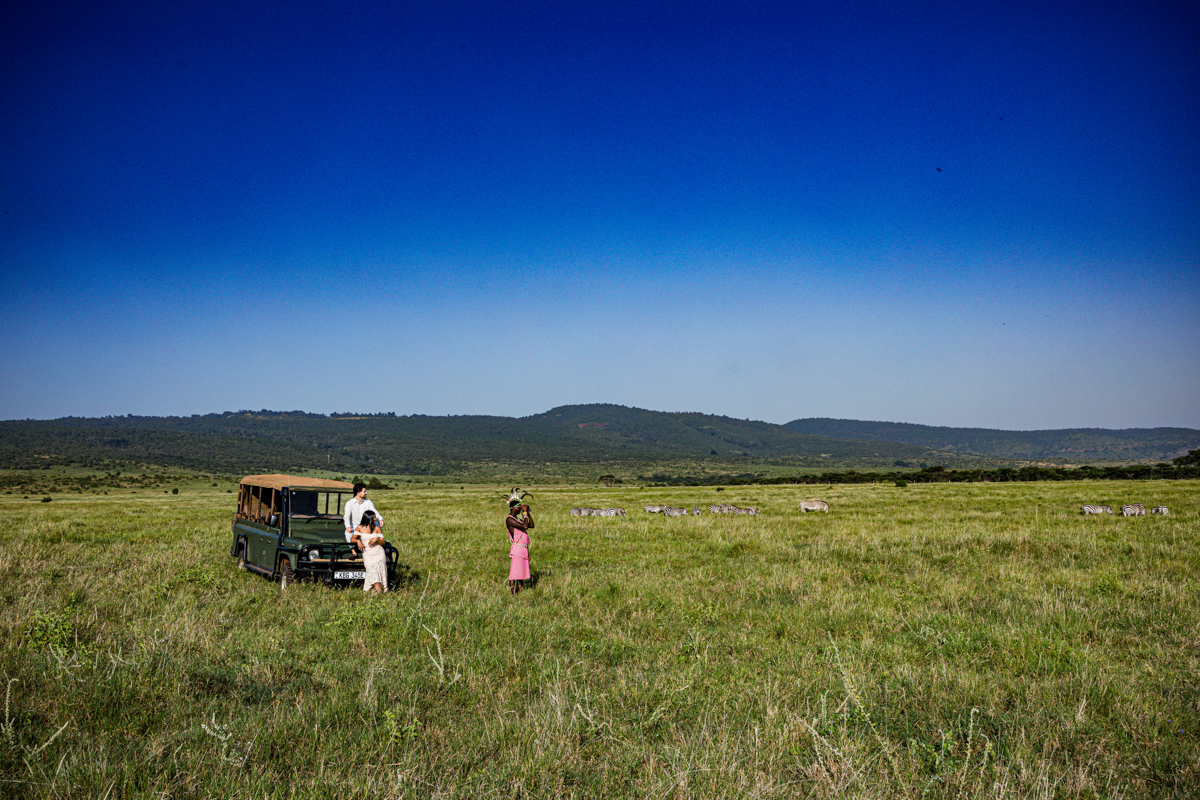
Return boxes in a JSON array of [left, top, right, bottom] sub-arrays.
[[1173, 449, 1200, 467], [597, 475, 618, 487]]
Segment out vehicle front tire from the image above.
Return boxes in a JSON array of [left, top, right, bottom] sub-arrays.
[[279, 559, 296, 590]]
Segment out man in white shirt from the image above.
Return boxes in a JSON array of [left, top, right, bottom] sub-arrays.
[[343, 483, 383, 543]]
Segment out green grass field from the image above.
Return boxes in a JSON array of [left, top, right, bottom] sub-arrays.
[[1, 481, 1197, 798]]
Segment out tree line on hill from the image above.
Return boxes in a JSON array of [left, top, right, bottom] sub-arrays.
[[784, 418, 1198, 461], [2, 406, 1195, 478], [0, 406, 946, 475], [643, 452, 1200, 486]]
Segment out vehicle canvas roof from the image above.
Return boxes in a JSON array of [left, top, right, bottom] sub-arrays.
[[239, 474, 355, 491]]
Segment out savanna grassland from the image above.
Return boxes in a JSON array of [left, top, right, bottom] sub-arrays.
[[1, 480, 1197, 798]]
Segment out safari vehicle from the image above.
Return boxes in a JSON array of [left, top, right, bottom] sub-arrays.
[[229, 474, 398, 589]]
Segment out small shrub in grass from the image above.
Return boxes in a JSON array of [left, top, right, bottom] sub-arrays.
[[326, 601, 389, 631], [27, 610, 71, 650], [895, 479, 908, 488], [41, 496, 51, 503]]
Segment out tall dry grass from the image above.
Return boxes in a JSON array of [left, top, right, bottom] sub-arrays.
[[1, 480, 1197, 797]]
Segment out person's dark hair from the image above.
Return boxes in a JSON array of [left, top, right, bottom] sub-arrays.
[[361, 509, 377, 529], [353, 482, 367, 495]]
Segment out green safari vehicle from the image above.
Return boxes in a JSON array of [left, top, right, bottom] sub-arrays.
[[229, 474, 398, 588]]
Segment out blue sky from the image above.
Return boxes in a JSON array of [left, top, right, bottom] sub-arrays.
[[2, 1, 1197, 430]]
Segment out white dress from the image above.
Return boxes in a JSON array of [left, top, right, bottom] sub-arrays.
[[360, 530, 388, 592]]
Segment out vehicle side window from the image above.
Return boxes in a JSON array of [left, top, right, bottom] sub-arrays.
[[238, 485, 253, 520], [237, 485, 281, 524], [291, 491, 318, 516]]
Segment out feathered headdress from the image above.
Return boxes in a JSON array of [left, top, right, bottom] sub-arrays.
[[505, 487, 531, 508]]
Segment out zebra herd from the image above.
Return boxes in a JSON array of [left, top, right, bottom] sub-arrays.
[[571, 501, 834, 517], [573, 501, 1183, 520], [569, 507, 626, 517], [706, 504, 759, 515], [644, 504, 758, 516], [1081, 503, 1170, 516]]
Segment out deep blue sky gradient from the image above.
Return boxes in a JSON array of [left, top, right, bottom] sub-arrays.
[[2, 1, 1197, 428]]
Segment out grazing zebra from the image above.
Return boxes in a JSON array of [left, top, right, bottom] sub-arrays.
[[1150, 506, 1168, 515], [1081, 505, 1113, 515], [1122, 504, 1146, 517], [740, 506, 759, 515], [709, 504, 739, 514], [692, 507, 703, 515], [799, 500, 830, 513], [573, 507, 625, 517], [644, 504, 667, 514], [663, 506, 689, 517]]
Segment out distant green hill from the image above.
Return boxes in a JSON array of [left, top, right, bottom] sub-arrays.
[[0, 405, 939, 475], [783, 418, 1200, 461]]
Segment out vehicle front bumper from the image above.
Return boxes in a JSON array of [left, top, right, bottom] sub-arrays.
[[289, 543, 399, 584]]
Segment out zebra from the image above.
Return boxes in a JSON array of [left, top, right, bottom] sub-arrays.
[[1150, 505, 1168, 515], [663, 506, 689, 517], [709, 504, 736, 514], [692, 507, 703, 515], [1122, 504, 1146, 517], [799, 500, 830, 513], [1081, 505, 1113, 515], [644, 504, 668, 514]]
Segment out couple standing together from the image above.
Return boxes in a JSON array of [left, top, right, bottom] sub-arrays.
[[344, 483, 388, 594]]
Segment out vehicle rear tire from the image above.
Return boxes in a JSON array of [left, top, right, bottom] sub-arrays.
[[279, 559, 296, 590], [237, 545, 247, 571]]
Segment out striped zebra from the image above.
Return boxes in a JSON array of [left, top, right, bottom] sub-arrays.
[[799, 500, 829, 513], [663, 506, 689, 517], [1081, 505, 1113, 515], [573, 507, 625, 517], [1150, 505, 1169, 515], [644, 504, 668, 514], [727, 506, 758, 515], [1122, 504, 1146, 517], [692, 507, 703, 516]]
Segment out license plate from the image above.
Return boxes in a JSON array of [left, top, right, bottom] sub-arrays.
[[334, 571, 365, 580]]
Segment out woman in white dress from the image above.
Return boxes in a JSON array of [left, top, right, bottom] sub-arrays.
[[351, 510, 388, 594]]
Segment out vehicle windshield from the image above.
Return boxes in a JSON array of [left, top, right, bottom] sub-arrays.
[[289, 491, 347, 519]]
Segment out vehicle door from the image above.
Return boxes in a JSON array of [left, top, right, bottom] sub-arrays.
[[243, 485, 282, 570]]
